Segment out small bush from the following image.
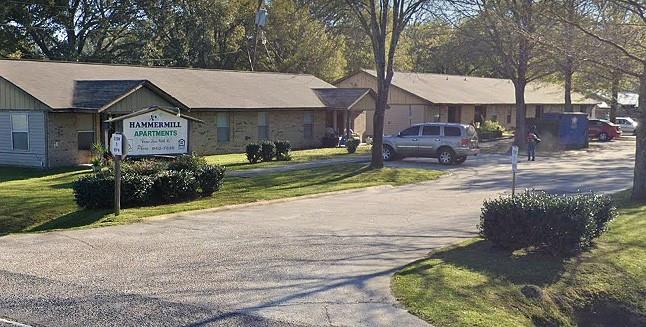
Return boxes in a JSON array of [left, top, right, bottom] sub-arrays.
[[122, 159, 168, 176], [477, 120, 505, 139], [152, 170, 199, 203], [479, 191, 616, 256], [197, 164, 226, 196], [260, 140, 276, 162], [245, 143, 262, 164], [121, 173, 155, 206], [73, 172, 114, 209], [275, 140, 291, 160], [168, 154, 207, 172], [346, 138, 361, 154]]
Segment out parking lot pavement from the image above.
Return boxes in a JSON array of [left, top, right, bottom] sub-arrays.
[[0, 138, 636, 327]]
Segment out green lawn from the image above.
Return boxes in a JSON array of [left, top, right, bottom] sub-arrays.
[[392, 193, 646, 327], [204, 145, 371, 170], [0, 162, 442, 234]]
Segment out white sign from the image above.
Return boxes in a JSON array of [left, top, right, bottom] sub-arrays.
[[511, 145, 519, 172], [123, 109, 188, 156], [110, 133, 123, 156]]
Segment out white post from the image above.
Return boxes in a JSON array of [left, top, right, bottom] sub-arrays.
[[511, 145, 519, 197]]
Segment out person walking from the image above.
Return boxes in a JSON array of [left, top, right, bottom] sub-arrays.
[[527, 125, 540, 161]]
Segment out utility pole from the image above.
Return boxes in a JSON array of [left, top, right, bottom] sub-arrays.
[[251, 0, 267, 71]]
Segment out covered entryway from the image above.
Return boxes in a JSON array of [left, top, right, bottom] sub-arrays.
[[314, 88, 377, 143]]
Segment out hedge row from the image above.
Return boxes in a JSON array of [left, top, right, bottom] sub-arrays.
[[246, 140, 291, 163], [479, 191, 616, 256], [73, 155, 225, 209]]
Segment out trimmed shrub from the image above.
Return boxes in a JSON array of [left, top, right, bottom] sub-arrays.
[[260, 140, 276, 162], [122, 159, 168, 176], [245, 143, 262, 164], [152, 170, 199, 203], [121, 173, 155, 206], [479, 191, 616, 256], [275, 140, 291, 160], [197, 164, 226, 196], [73, 172, 114, 209], [477, 120, 505, 139], [168, 154, 207, 172], [346, 138, 361, 154]]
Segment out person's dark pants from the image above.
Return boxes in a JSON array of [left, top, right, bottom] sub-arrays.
[[527, 142, 536, 161]]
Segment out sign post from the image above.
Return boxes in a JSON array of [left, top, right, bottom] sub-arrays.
[[110, 133, 125, 216], [511, 145, 519, 197]]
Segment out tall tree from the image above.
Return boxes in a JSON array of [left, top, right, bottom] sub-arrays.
[[257, 0, 347, 81], [455, 0, 555, 146], [344, 0, 430, 169], [561, 0, 645, 200], [1, 0, 144, 61]]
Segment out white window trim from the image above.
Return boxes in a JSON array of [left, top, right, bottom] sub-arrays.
[[10, 112, 29, 152], [258, 112, 269, 139], [216, 112, 231, 143]]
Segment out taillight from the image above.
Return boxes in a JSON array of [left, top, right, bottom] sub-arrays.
[[460, 138, 470, 146]]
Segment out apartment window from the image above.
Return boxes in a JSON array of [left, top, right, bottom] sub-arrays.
[[304, 112, 314, 139], [77, 131, 95, 150], [216, 112, 230, 143], [258, 112, 269, 140], [11, 113, 29, 151]]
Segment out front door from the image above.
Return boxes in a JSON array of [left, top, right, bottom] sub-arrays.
[[448, 106, 461, 123], [418, 125, 441, 156], [396, 125, 421, 156]]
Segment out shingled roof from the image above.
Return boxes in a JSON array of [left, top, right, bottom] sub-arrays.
[[0, 60, 335, 110], [313, 88, 374, 109], [346, 70, 598, 105]]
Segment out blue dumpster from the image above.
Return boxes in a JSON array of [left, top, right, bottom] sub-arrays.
[[539, 112, 589, 149]]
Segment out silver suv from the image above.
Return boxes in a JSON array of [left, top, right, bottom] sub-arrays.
[[382, 123, 480, 165]]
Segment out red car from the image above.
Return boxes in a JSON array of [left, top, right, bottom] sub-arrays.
[[588, 119, 622, 141]]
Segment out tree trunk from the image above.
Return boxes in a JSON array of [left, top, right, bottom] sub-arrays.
[[631, 66, 646, 200], [610, 73, 619, 123], [564, 60, 573, 112], [514, 80, 528, 147], [371, 75, 388, 169]]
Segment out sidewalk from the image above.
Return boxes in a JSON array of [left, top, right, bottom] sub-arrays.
[[228, 155, 370, 177]]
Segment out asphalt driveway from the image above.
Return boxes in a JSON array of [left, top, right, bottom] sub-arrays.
[[0, 138, 636, 327]]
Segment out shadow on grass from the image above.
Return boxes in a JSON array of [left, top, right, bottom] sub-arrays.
[[0, 166, 89, 183], [399, 239, 567, 287], [26, 209, 111, 233]]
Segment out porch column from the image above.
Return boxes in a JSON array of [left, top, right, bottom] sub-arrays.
[[332, 110, 338, 133], [345, 110, 351, 138]]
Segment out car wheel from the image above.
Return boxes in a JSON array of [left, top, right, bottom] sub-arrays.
[[438, 148, 455, 165], [454, 156, 467, 164], [383, 145, 396, 161], [599, 132, 609, 142]]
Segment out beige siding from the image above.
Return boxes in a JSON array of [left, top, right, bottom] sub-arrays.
[[189, 110, 327, 155], [104, 87, 175, 113], [48, 112, 98, 167], [0, 77, 48, 110], [336, 71, 429, 105], [351, 110, 367, 140]]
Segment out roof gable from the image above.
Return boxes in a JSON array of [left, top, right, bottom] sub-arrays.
[[313, 88, 374, 110]]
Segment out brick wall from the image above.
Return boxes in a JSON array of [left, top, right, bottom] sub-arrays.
[[48, 112, 96, 167], [189, 110, 326, 155]]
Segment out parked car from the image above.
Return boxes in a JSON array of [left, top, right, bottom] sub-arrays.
[[588, 119, 622, 141], [616, 117, 638, 135], [382, 123, 480, 165]]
